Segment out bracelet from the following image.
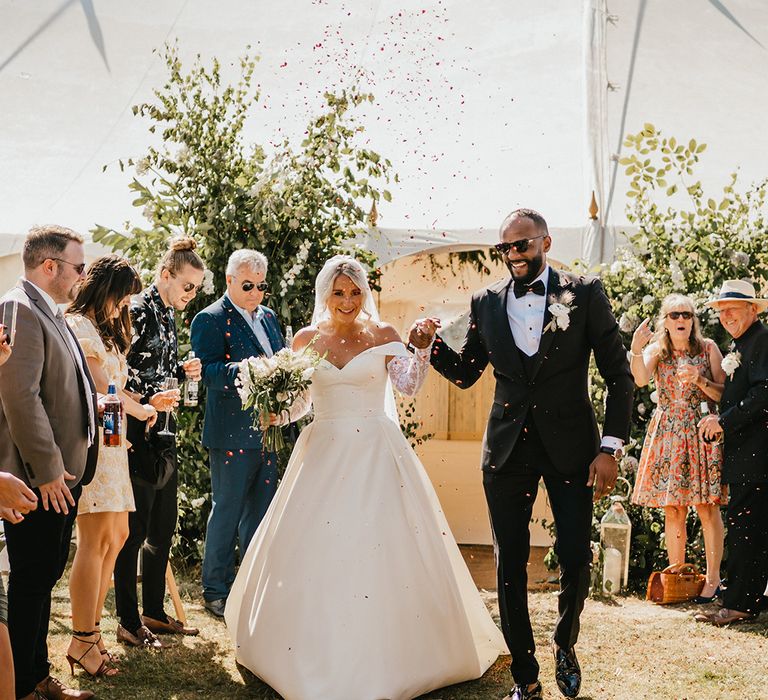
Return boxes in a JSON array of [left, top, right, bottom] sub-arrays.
[[630, 351, 643, 358]]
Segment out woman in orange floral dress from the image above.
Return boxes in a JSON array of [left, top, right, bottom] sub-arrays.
[[629, 293, 727, 601]]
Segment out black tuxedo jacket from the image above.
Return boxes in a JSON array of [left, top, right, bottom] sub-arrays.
[[430, 267, 633, 475], [719, 320, 768, 483]]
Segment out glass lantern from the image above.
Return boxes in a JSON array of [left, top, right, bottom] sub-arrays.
[[600, 477, 632, 595]]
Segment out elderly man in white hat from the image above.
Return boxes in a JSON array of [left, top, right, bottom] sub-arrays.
[[696, 279, 768, 625]]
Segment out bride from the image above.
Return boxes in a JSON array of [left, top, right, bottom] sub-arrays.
[[225, 255, 507, 700]]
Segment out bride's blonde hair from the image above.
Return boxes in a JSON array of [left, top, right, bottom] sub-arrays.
[[311, 255, 379, 325]]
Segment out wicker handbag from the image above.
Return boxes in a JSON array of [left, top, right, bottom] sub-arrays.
[[646, 563, 705, 604]]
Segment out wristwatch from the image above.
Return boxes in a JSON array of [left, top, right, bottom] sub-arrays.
[[599, 445, 624, 460]]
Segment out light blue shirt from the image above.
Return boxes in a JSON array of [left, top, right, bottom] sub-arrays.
[[225, 292, 274, 357]]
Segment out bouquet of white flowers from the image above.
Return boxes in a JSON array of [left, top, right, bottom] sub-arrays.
[[236, 346, 321, 452]]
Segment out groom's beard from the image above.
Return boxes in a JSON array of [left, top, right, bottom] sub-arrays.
[[506, 252, 544, 285]]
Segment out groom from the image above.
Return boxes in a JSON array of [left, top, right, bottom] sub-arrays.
[[411, 209, 633, 700]]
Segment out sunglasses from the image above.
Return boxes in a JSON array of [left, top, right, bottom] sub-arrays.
[[666, 311, 694, 320], [52, 258, 86, 275], [240, 281, 268, 293], [169, 273, 202, 293], [494, 234, 548, 255]]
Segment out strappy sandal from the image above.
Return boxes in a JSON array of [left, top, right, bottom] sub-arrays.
[[94, 622, 119, 664], [66, 630, 119, 677]]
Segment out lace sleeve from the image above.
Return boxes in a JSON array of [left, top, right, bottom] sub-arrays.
[[274, 390, 312, 426], [387, 342, 433, 397]]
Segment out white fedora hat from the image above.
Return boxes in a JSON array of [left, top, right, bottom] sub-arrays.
[[705, 279, 768, 311]]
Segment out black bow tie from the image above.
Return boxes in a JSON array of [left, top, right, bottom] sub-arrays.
[[513, 279, 545, 298]]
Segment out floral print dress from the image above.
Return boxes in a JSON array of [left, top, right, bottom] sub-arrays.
[[632, 348, 727, 507], [67, 314, 135, 513]]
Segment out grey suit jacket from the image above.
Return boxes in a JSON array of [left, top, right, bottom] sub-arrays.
[[0, 280, 98, 488]]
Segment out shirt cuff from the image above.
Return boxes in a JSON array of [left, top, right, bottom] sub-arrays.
[[601, 436, 624, 451]]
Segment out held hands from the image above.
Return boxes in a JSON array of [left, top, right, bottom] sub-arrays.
[[587, 452, 618, 501], [698, 414, 723, 441], [38, 471, 77, 514], [408, 317, 441, 349], [0, 472, 38, 522], [630, 318, 653, 355], [183, 357, 202, 380], [149, 388, 181, 412]]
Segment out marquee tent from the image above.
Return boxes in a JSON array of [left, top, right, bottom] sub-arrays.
[[2, 0, 767, 545]]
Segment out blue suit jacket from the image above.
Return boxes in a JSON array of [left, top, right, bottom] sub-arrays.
[[190, 295, 285, 449]]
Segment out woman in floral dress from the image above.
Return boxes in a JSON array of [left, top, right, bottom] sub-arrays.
[[629, 293, 727, 601], [65, 257, 156, 676]]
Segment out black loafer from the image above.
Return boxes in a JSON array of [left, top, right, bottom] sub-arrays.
[[504, 681, 544, 700], [553, 643, 581, 698]]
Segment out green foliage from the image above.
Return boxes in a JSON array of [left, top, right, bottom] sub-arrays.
[[94, 45, 395, 563], [583, 123, 768, 593]]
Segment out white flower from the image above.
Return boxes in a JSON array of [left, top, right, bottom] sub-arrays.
[[650, 390, 658, 404], [142, 203, 155, 220], [623, 456, 639, 471], [637, 402, 646, 416], [136, 158, 150, 176], [190, 497, 205, 508], [543, 291, 576, 333], [721, 351, 741, 379], [288, 218, 300, 230], [642, 294, 654, 306], [176, 145, 190, 165], [669, 260, 684, 286], [619, 313, 636, 334], [201, 269, 215, 295]]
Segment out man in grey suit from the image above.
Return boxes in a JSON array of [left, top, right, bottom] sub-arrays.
[[0, 225, 98, 700]]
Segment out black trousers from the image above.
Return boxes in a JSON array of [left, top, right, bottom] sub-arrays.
[[3, 484, 81, 697], [113, 467, 178, 632], [723, 482, 768, 615], [483, 424, 593, 686]]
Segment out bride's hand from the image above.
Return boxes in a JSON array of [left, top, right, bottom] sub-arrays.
[[408, 317, 441, 349]]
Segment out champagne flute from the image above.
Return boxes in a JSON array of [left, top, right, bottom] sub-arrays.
[[156, 377, 179, 437]]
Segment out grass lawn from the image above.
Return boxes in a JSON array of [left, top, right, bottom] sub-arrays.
[[41, 568, 767, 700]]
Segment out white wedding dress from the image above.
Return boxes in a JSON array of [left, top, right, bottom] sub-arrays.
[[225, 341, 507, 700]]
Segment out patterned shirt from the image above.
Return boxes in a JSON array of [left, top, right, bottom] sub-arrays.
[[126, 284, 184, 402]]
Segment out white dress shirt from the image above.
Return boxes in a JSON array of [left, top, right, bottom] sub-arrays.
[[505, 265, 549, 357], [226, 293, 274, 357]]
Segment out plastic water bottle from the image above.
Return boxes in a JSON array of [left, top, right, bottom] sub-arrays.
[[184, 351, 199, 407], [285, 325, 294, 347], [102, 383, 122, 447]]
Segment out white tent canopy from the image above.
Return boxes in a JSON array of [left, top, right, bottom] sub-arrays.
[[2, 0, 767, 268]]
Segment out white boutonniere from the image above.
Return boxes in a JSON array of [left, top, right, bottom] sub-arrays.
[[721, 351, 741, 379], [543, 290, 576, 333]]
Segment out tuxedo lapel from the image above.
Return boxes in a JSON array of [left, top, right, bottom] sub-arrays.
[[493, 280, 526, 379], [528, 267, 561, 380], [222, 296, 267, 356]]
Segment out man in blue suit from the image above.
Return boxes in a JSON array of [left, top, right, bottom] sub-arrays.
[[191, 249, 284, 616]]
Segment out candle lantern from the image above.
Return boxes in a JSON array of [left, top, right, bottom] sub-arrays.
[[600, 477, 632, 594]]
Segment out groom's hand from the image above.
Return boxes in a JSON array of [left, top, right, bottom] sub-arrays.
[[408, 317, 441, 349], [587, 452, 617, 501]]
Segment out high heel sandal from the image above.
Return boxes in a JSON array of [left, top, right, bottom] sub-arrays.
[[693, 584, 723, 604], [66, 630, 119, 677], [94, 622, 118, 664]]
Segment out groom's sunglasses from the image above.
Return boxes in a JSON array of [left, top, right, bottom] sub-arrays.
[[241, 281, 268, 292], [666, 311, 694, 320], [494, 234, 549, 255]]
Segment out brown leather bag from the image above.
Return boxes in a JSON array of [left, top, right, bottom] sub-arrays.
[[646, 563, 705, 604]]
